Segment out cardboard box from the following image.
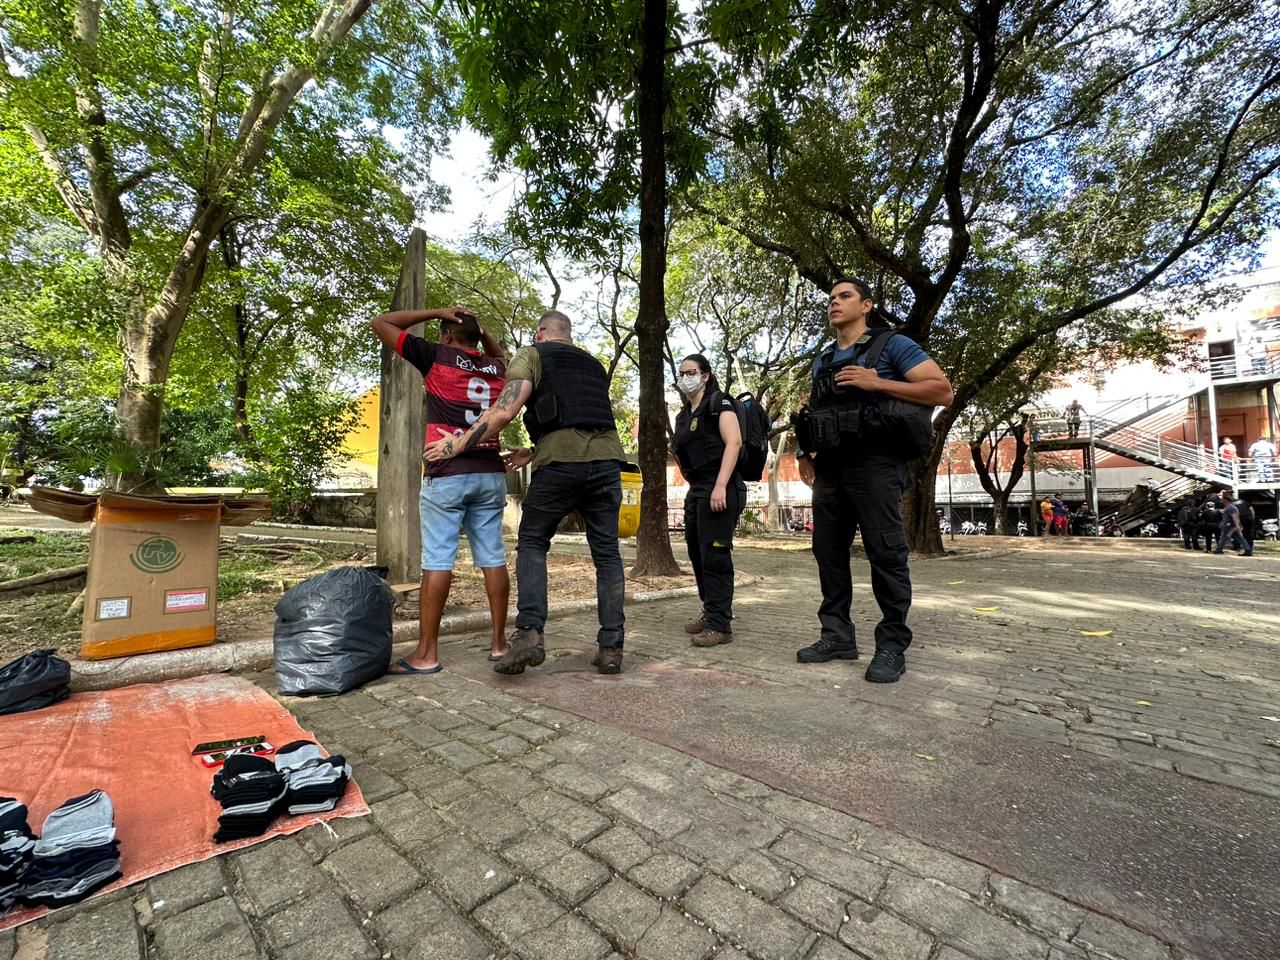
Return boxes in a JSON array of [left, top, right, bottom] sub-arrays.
[[28, 487, 269, 660], [80, 493, 221, 659]]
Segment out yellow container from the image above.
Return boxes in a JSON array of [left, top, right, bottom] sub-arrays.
[[619, 464, 642, 538]]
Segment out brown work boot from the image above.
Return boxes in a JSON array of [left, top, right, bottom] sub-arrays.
[[684, 611, 706, 635], [691, 629, 732, 647], [596, 647, 623, 674], [493, 627, 545, 675]]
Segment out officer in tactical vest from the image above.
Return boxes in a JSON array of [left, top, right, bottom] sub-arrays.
[[792, 277, 953, 683], [425, 310, 628, 675]]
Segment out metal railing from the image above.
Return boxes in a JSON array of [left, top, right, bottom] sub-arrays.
[[1209, 352, 1280, 381], [1107, 474, 1203, 529], [1222, 456, 1278, 485], [1091, 393, 1184, 430], [1087, 417, 1224, 479]]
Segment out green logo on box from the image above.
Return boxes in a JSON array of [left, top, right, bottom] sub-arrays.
[[131, 537, 183, 574]]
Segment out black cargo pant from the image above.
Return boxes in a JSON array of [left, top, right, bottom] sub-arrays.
[[684, 482, 745, 633], [811, 455, 912, 653], [1196, 524, 1216, 552]]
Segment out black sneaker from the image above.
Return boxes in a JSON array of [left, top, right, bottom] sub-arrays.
[[865, 648, 906, 683], [796, 636, 859, 663]]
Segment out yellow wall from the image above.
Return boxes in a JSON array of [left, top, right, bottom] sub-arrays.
[[333, 388, 382, 487]]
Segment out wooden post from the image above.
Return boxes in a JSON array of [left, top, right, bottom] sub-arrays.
[[376, 229, 428, 584]]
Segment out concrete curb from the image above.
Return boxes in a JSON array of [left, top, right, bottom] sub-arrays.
[[68, 585, 701, 692]]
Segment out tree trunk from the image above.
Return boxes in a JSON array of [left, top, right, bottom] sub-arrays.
[[630, 0, 680, 577], [218, 223, 260, 456], [767, 434, 782, 529], [992, 490, 1011, 534], [903, 454, 944, 555], [115, 304, 171, 493], [113, 202, 231, 490]]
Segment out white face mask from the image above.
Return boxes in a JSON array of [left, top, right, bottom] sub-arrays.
[[677, 373, 703, 396]]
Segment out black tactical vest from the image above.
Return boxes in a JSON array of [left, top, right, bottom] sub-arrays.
[[808, 330, 889, 411], [523, 342, 617, 444], [673, 393, 730, 480]]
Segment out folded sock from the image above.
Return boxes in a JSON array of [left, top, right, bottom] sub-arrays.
[[0, 798, 33, 836], [37, 791, 113, 839], [21, 790, 120, 908], [211, 754, 289, 843], [274, 743, 351, 814], [275, 740, 325, 772]]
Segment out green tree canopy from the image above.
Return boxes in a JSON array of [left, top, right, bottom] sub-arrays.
[[697, 0, 1280, 550], [0, 0, 457, 489]]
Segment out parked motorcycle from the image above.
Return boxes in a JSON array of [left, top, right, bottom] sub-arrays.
[[1101, 517, 1124, 537], [1140, 523, 1158, 537]]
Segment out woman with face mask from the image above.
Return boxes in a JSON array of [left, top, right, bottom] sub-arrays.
[[671, 354, 745, 647]]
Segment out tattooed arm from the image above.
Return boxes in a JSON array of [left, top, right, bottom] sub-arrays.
[[424, 378, 534, 463]]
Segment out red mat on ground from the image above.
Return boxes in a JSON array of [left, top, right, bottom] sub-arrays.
[[0, 674, 368, 929]]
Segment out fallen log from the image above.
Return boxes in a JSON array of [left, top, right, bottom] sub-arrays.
[[0, 564, 89, 597]]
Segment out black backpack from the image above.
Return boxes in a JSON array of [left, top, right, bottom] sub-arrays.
[[732, 392, 771, 482]]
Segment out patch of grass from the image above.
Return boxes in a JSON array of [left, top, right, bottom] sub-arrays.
[[0, 532, 88, 581], [217, 552, 282, 601]]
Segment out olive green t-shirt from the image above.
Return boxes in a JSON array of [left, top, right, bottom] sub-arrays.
[[505, 344, 626, 472]]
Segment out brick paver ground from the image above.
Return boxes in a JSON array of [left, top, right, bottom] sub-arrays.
[[12, 537, 1279, 960]]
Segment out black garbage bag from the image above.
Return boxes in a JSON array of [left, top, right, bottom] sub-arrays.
[[273, 566, 395, 696], [0, 649, 71, 716]]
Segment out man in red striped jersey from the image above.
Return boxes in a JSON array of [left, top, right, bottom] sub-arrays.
[[372, 305, 510, 675]]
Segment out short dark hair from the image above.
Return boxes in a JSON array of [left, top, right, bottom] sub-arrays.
[[442, 311, 482, 347], [831, 276, 873, 299], [830, 276, 899, 327]]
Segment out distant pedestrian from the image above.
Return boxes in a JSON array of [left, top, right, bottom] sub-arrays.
[[1219, 437, 1237, 479], [1213, 492, 1252, 557], [1143, 476, 1161, 508], [1073, 501, 1095, 536], [1196, 497, 1221, 553], [1065, 399, 1084, 439], [1241, 500, 1257, 552], [1177, 501, 1197, 550], [1028, 413, 1042, 443], [1246, 334, 1267, 375], [1248, 435, 1275, 482], [1040, 496, 1053, 536], [1051, 494, 1069, 535]]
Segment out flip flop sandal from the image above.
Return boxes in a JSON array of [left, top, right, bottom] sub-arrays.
[[387, 658, 442, 676]]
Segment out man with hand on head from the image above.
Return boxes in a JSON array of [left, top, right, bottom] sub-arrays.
[[425, 310, 628, 675], [372, 305, 510, 676]]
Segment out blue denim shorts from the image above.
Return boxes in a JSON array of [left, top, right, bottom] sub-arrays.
[[420, 472, 508, 571]]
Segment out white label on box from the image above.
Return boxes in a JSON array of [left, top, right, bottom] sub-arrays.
[[165, 589, 209, 613], [97, 598, 130, 620]]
